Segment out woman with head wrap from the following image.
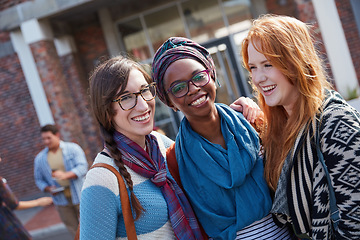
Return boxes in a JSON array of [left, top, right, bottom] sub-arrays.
[[152, 37, 295, 240]]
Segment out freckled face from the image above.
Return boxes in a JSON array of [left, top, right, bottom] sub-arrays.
[[163, 58, 217, 122], [112, 69, 155, 147], [247, 42, 300, 116]]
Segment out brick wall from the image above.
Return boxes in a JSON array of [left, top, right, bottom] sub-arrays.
[[0, 13, 109, 198], [72, 14, 109, 76], [70, 14, 110, 158], [59, 52, 102, 161], [0, 0, 28, 11], [265, 0, 297, 16], [0, 31, 10, 42], [0, 46, 43, 197], [29, 40, 87, 148]]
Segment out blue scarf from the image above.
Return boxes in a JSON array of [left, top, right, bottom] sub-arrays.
[[175, 104, 272, 240]]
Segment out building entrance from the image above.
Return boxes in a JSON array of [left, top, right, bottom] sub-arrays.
[[203, 35, 251, 105]]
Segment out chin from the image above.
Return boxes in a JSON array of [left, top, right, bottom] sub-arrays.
[[145, 126, 154, 135]]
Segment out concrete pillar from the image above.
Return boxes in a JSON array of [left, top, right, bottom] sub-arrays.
[[20, 18, 87, 149], [312, 0, 359, 98], [10, 29, 55, 126], [98, 8, 121, 57]]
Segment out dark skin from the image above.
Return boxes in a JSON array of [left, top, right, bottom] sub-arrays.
[[164, 59, 261, 150], [187, 110, 226, 149], [164, 59, 227, 149]]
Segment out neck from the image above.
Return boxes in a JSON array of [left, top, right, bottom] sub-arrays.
[[49, 143, 60, 153], [132, 136, 146, 149], [188, 112, 226, 148]]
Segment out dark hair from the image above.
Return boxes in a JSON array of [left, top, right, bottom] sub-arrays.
[[40, 124, 59, 135], [89, 55, 150, 219]]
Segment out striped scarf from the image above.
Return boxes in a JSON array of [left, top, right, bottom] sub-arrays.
[[113, 131, 203, 240]]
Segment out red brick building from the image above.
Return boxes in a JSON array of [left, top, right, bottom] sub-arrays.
[[0, 0, 359, 198]]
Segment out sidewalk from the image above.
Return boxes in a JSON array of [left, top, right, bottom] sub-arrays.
[[15, 204, 73, 240]]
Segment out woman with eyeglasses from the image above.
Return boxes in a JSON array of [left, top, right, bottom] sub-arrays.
[[79, 56, 204, 239], [152, 37, 294, 240]]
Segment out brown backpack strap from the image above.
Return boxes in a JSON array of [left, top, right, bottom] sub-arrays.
[[75, 162, 137, 240]]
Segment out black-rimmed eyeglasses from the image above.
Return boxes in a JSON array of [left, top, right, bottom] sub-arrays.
[[112, 82, 156, 111], [167, 69, 211, 98]]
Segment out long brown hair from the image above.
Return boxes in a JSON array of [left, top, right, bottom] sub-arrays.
[[89, 55, 151, 219], [241, 14, 331, 191]]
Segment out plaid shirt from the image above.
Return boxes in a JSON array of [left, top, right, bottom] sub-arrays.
[[34, 141, 88, 206]]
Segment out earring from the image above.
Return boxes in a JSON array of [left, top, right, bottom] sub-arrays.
[[216, 78, 221, 87]]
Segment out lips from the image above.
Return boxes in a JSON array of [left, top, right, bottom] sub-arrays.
[[190, 95, 207, 106], [132, 112, 150, 122], [261, 84, 276, 92]]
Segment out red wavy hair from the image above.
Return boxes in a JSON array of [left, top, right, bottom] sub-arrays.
[[241, 14, 331, 191]]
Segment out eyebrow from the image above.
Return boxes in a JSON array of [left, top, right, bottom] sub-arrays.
[[120, 84, 149, 95], [248, 60, 269, 65], [175, 69, 204, 82], [191, 69, 203, 75]]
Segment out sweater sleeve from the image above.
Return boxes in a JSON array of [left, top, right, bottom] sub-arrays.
[[80, 167, 122, 240], [320, 102, 360, 239]]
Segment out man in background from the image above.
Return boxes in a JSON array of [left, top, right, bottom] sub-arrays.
[[34, 124, 88, 238]]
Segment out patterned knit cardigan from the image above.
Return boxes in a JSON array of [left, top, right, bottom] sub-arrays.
[[274, 90, 360, 239]]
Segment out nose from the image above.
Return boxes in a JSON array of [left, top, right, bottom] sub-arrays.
[[135, 94, 149, 110], [187, 81, 200, 95], [252, 69, 266, 85]]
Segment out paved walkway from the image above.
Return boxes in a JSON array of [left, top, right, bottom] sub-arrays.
[[15, 204, 73, 240]]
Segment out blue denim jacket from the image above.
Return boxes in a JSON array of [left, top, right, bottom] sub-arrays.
[[34, 141, 88, 206]]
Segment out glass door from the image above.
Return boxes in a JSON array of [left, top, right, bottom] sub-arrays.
[[202, 35, 251, 105]]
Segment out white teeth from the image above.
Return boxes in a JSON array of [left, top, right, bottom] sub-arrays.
[[262, 85, 276, 92], [133, 113, 150, 121], [191, 96, 206, 106]]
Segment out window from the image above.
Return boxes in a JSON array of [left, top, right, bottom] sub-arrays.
[[118, 18, 150, 61]]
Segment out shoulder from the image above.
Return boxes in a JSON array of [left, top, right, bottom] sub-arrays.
[[318, 90, 360, 168], [215, 102, 251, 124], [151, 131, 174, 149], [322, 90, 359, 117], [34, 148, 48, 162], [61, 141, 82, 150], [82, 154, 120, 194], [320, 90, 360, 133]]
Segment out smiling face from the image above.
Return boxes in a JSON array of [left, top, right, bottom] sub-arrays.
[[247, 42, 300, 116], [111, 68, 155, 147], [163, 58, 217, 122]]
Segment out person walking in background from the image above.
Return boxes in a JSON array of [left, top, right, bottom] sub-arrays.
[[231, 14, 360, 239], [34, 124, 88, 238], [1, 156, 53, 240], [80, 55, 203, 239], [152, 36, 294, 240]]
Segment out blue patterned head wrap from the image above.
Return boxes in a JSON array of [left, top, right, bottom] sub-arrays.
[[152, 37, 216, 106]]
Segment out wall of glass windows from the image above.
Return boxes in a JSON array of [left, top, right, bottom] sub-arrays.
[[115, 0, 266, 139]]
